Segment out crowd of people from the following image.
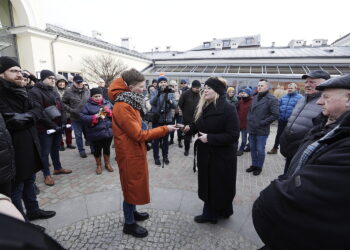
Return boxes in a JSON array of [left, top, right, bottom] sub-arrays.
[[1, 54, 350, 249]]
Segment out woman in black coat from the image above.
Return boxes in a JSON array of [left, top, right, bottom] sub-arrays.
[[184, 77, 239, 223]]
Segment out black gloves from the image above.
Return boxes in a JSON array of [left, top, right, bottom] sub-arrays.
[[4, 112, 34, 130]]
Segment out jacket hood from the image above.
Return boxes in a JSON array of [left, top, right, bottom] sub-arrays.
[[108, 77, 129, 101]]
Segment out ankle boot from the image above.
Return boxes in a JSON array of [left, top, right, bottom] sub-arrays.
[[95, 156, 102, 175], [103, 154, 114, 172]]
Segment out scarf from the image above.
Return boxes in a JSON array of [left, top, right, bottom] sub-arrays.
[[2, 79, 28, 101], [114, 91, 144, 110]]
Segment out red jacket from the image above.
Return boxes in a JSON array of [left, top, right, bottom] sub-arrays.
[[237, 97, 252, 130]]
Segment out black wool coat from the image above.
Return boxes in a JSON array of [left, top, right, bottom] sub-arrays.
[[189, 96, 239, 211], [0, 79, 43, 181], [253, 111, 350, 250], [0, 113, 15, 184], [178, 89, 200, 125]]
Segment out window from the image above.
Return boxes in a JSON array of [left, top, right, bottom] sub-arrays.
[[203, 42, 210, 48], [223, 40, 230, 47], [245, 38, 254, 45]]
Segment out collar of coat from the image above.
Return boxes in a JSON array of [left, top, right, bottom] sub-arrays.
[[251, 92, 273, 109], [202, 96, 226, 118]]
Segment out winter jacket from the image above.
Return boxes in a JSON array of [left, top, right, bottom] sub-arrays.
[[227, 95, 238, 107], [247, 92, 279, 136], [237, 97, 253, 130], [150, 89, 177, 124], [279, 92, 322, 159], [79, 98, 113, 142], [253, 111, 350, 250], [188, 96, 239, 211], [28, 82, 65, 133], [108, 77, 169, 205], [62, 85, 90, 121], [279, 91, 302, 121], [178, 89, 200, 125], [0, 113, 15, 184], [0, 78, 43, 181]]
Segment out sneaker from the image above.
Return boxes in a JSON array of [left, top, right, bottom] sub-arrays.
[[164, 157, 170, 165], [67, 144, 76, 149], [253, 168, 262, 176], [59, 145, 65, 151], [236, 151, 243, 156], [80, 151, 87, 158], [246, 166, 257, 173], [154, 159, 161, 166], [123, 223, 148, 238], [267, 148, 278, 154]]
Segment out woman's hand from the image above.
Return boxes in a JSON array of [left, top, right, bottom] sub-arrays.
[[183, 125, 190, 132], [167, 125, 178, 132], [198, 132, 208, 143]]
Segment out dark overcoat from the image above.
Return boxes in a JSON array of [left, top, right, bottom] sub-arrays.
[[189, 96, 239, 211], [0, 79, 43, 181], [0, 113, 15, 184], [79, 98, 113, 142], [253, 111, 350, 250], [178, 89, 200, 125]]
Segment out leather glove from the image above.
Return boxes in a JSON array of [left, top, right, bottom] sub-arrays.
[[4, 112, 34, 130]]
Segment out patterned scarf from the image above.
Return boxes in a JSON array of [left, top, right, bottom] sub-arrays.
[[114, 91, 144, 110]]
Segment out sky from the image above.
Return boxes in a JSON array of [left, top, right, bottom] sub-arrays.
[[43, 0, 349, 53]]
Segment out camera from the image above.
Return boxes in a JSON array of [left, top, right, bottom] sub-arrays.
[[163, 86, 173, 94]]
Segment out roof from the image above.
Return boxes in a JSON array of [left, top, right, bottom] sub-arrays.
[[46, 24, 150, 61], [145, 46, 350, 61], [332, 33, 350, 46]]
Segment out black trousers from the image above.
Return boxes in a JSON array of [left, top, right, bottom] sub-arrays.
[[0, 181, 11, 197], [92, 137, 113, 157], [273, 120, 288, 149]]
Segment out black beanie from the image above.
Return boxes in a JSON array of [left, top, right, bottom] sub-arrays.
[[40, 70, 55, 81], [205, 78, 227, 96], [90, 87, 103, 97], [0, 56, 20, 73], [191, 80, 201, 88]]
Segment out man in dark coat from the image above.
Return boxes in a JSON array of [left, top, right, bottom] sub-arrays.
[[62, 75, 91, 158], [178, 80, 201, 156], [29, 70, 72, 186], [97, 79, 109, 100], [253, 74, 350, 250], [0, 113, 15, 196], [246, 79, 279, 175], [0, 56, 55, 224], [279, 70, 330, 173], [185, 77, 239, 223]]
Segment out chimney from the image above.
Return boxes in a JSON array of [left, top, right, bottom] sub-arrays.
[[121, 38, 131, 49], [155, 47, 159, 52], [271, 42, 275, 47], [166, 46, 171, 51], [92, 30, 102, 39]]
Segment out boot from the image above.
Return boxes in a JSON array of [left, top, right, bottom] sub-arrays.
[[267, 148, 278, 154], [103, 154, 114, 172], [95, 156, 102, 175]]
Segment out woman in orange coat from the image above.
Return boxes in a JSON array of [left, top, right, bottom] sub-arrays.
[[108, 69, 177, 238]]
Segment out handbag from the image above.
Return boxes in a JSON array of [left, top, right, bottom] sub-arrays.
[[44, 105, 61, 120]]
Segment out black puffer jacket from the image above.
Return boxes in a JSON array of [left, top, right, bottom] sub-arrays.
[[279, 92, 322, 159], [253, 111, 350, 250], [0, 113, 15, 184]]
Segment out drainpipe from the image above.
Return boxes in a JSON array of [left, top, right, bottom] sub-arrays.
[[50, 35, 59, 72]]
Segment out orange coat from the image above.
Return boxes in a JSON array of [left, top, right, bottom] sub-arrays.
[[108, 78, 169, 205]]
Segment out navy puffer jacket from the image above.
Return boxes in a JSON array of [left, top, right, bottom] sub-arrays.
[[279, 92, 302, 121], [80, 98, 113, 142]]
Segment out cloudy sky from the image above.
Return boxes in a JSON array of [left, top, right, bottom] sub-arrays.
[[43, 0, 349, 52]]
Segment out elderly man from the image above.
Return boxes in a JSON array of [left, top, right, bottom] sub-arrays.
[[97, 79, 109, 100], [246, 79, 279, 175], [280, 70, 330, 173], [252, 74, 350, 250], [0, 57, 55, 227], [268, 83, 302, 154]]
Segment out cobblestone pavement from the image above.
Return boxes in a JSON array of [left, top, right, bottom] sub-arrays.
[[49, 209, 257, 250], [34, 124, 285, 249]]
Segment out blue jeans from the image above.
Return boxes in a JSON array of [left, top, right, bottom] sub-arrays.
[[249, 134, 268, 168], [11, 174, 39, 219], [71, 120, 85, 153], [123, 201, 136, 224], [152, 123, 169, 159], [238, 129, 248, 152], [38, 132, 62, 176]]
